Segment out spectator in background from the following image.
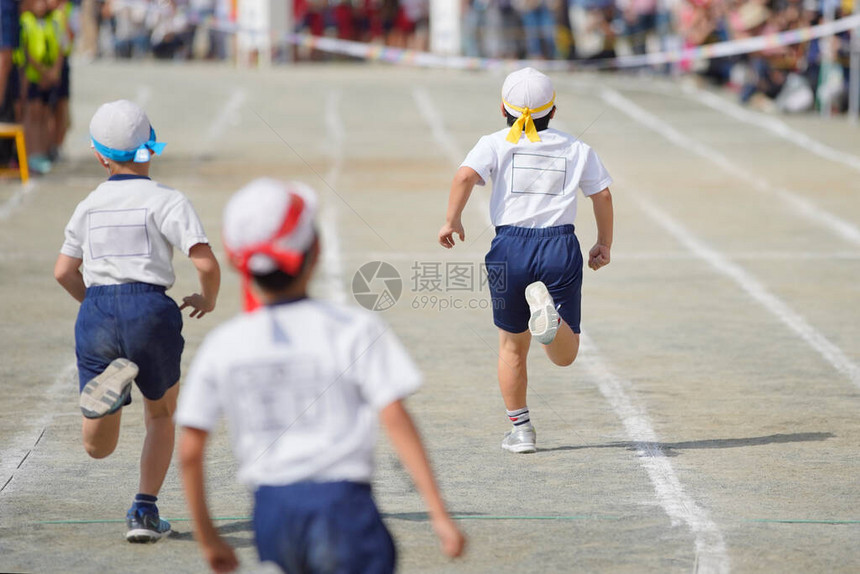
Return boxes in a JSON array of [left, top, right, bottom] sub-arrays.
[[736, 2, 777, 102], [513, 0, 558, 59], [621, 0, 658, 55], [19, 0, 62, 174], [588, 1, 618, 60], [568, 0, 617, 61], [678, 0, 732, 82], [401, 0, 428, 50], [112, 0, 151, 58], [331, 0, 356, 42], [149, 0, 190, 59], [355, 0, 385, 44], [381, 0, 403, 47]]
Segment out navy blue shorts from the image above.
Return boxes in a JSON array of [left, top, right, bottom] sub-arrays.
[[27, 82, 52, 104], [254, 481, 396, 574], [75, 283, 184, 403], [485, 225, 583, 334]]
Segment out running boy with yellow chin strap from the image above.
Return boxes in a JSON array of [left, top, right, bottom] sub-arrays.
[[438, 67, 614, 454]]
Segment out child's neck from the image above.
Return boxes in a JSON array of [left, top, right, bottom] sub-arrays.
[[257, 280, 310, 305], [259, 287, 309, 305], [109, 164, 150, 178]]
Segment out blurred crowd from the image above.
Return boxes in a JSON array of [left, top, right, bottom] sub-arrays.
[[463, 0, 856, 113], [671, 0, 855, 113]]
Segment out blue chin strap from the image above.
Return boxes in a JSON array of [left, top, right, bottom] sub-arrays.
[[91, 127, 167, 163]]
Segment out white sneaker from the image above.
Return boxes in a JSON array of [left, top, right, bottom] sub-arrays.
[[79, 358, 138, 419], [526, 281, 559, 345], [501, 425, 537, 454]]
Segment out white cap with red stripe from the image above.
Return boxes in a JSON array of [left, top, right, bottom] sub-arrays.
[[222, 178, 319, 310]]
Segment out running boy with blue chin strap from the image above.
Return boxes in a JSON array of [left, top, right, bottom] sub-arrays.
[[438, 67, 614, 454], [54, 100, 221, 542]]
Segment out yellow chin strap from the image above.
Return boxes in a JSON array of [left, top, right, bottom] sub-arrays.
[[504, 93, 555, 143]]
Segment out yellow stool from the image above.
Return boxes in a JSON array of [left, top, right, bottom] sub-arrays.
[[0, 123, 28, 184]]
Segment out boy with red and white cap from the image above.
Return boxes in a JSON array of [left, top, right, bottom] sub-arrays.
[[176, 178, 465, 573], [438, 67, 614, 454], [54, 99, 221, 542]]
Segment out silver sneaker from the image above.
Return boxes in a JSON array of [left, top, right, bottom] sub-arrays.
[[526, 281, 559, 345], [502, 425, 537, 453], [80, 358, 138, 419]]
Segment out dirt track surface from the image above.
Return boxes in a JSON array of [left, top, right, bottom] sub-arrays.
[[1, 62, 858, 573]]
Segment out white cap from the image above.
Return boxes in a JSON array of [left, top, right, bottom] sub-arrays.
[[222, 178, 318, 275], [502, 67, 555, 120], [89, 100, 165, 162], [90, 100, 151, 152]]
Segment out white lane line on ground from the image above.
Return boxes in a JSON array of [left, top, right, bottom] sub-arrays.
[[0, 181, 37, 221], [197, 88, 247, 159], [319, 90, 347, 304], [600, 89, 860, 248], [682, 85, 860, 174], [0, 362, 76, 495], [413, 87, 465, 166], [580, 334, 730, 574], [634, 192, 860, 388], [412, 87, 492, 225], [324, 90, 344, 185]]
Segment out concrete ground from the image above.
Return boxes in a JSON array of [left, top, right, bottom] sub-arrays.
[[0, 61, 858, 574]]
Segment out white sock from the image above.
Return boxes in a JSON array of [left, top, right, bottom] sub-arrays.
[[506, 407, 533, 429]]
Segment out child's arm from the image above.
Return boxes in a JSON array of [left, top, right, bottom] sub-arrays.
[[179, 427, 240, 573], [438, 167, 482, 249], [588, 188, 614, 271], [380, 399, 466, 558], [54, 254, 86, 302], [180, 243, 221, 319]]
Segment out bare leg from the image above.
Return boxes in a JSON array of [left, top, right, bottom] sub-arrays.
[[22, 99, 39, 156], [81, 410, 123, 458], [54, 99, 69, 149], [0, 51, 11, 113], [498, 329, 531, 411], [138, 383, 179, 496], [543, 320, 580, 366]]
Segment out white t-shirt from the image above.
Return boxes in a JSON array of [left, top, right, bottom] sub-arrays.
[[60, 177, 209, 288], [461, 127, 613, 228], [175, 299, 423, 488]]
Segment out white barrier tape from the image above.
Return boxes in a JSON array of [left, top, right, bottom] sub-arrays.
[[610, 13, 860, 69], [105, 1, 860, 71], [280, 14, 860, 70]]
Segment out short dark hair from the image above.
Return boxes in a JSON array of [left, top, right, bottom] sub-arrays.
[[505, 108, 554, 131], [252, 268, 301, 293], [251, 236, 318, 294]]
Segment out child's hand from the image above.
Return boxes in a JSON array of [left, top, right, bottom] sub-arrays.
[[432, 514, 466, 558], [180, 293, 215, 319], [201, 537, 239, 573], [588, 243, 611, 270], [439, 221, 465, 249]]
